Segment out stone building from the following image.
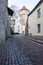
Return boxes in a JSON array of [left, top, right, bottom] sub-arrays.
[[14, 6, 30, 34], [7, 7, 14, 36], [18, 6, 30, 34], [9, 15, 15, 34], [0, 0, 13, 44], [28, 0, 43, 39], [14, 16, 23, 34]]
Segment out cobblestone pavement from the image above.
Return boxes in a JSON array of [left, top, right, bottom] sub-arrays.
[[0, 35, 43, 65]]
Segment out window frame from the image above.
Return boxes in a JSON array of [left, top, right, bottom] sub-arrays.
[[37, 8, 41, 18], [37, 23, 41, 33]]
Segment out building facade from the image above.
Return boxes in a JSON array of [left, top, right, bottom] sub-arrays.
[[14, 16, 25, 34], [13, 6, 30, 34], [10, 12, 18, 34], [14, 6, 30, 34], [0, 0, 8, 44], [0, 0, 13, 44], [28, 1, 43, 37]]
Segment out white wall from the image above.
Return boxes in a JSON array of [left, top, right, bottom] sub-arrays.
[[18, 10, 30, 34], [28, 2, 43, 36], [14, 9, 30, 34], [14, 18, 22, 34]]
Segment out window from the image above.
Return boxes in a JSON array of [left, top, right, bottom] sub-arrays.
[[37, 24, 41, 33], [37, 9, 41, 18], [18, 29, 20, 32], [18, 26, 19, 28]]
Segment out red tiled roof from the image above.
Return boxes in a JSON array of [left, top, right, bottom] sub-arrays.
[[20, 6, 28, 10]]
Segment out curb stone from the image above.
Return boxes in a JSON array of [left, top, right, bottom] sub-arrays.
[[24, 36, 43, 44]]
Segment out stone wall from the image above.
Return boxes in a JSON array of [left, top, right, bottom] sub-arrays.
[[0, 0, 10, 44]]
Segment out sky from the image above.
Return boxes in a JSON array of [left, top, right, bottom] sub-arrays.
[[8, 0, 40, 11]]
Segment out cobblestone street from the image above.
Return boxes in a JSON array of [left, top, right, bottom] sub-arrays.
[[0, 35, 43, 65]]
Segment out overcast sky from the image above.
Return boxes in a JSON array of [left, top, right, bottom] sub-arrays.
[[8, 0, 40, 11]]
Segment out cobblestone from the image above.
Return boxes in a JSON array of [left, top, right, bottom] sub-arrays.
[[0, 35, 43, 65]]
